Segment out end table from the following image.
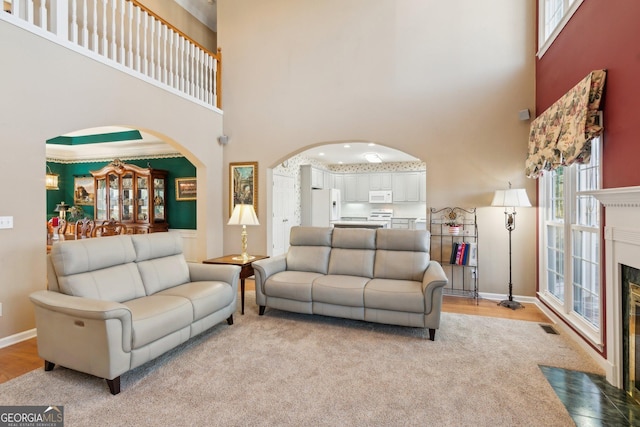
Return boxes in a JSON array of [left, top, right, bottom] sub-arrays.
[[202, 254, 268, 314]]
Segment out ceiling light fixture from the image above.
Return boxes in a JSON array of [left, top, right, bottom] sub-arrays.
[[364, 153, 382, 163], [344, 144, 351, 148], [368, 143, 376, 147]]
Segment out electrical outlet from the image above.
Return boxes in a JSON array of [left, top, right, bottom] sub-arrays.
[[471, 270, 477, 279], [0, 216, 13, 229]]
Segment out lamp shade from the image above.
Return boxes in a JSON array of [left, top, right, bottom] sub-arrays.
[[45, 165, 59, 190], [54, 202, 70, 213], [491, 188, 531, 208], [227, 204, 260, 226]]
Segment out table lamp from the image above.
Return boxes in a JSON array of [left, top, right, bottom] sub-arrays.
[[227, 204, 260, 261], [491, 183, 531, 310], [54, 202, 70, 220]]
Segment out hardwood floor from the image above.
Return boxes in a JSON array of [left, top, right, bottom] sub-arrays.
[[0, 282, 549, 386]]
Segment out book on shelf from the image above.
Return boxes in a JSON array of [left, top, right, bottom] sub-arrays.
[[449, 241, 477, 266]]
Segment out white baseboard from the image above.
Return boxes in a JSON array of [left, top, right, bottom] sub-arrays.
[[0, 328, 36, 349], [478, 292, 539, 305]]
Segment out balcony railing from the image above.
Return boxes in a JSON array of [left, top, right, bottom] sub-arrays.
[[4, 0, 221, 109]]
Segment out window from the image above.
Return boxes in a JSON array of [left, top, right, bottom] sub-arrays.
[[539, 136, 602, 346], [538, 0, 584, 58]]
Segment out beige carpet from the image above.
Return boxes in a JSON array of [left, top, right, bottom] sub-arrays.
[[0, 293, 602, 426]]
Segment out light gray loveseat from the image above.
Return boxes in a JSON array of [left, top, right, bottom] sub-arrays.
[[30, 232, 240, 394], [252, 226, 448, 340]]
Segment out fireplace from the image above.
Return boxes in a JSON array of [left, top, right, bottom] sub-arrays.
[[586, 186, 640, 391]]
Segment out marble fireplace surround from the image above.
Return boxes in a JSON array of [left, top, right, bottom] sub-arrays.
[[588, 186, 640, 389]]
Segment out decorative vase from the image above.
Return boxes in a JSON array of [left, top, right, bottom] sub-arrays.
[[448, 226, 461, 235]]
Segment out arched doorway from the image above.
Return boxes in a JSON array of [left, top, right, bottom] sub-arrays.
[[268, 141, 426, 256]]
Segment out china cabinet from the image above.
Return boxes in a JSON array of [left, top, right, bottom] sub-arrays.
[[91, 159, 168, 233]]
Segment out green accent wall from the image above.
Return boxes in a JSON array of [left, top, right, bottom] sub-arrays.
[[46, 130, 143, 145], [46, 158, 196, 229]]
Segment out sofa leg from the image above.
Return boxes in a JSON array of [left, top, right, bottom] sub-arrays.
[[428, 328, 436, 341], [44, 360, 55, 371], [227, 315, 234, 325], [259, 306, 265, 315], [106, 377, 121, 395]]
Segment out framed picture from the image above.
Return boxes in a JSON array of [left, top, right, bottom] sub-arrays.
[[175, 177, 197, 201], [74, 176, 95, 206], [229, 161, 258, 217]]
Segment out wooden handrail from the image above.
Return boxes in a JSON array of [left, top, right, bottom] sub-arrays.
[[216, 47, 222, 108], [128, 0, 219, 60]]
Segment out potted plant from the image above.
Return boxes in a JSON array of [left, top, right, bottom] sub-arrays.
[[444, 211, 463, 235], [65, 206, 87, 235]]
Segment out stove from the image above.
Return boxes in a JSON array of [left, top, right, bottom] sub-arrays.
[[368, 209, 393, 228]]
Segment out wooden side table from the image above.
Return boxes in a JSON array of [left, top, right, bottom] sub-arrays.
[[203, 255, 268, 314]]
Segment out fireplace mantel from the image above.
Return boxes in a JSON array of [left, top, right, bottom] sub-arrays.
[[584, 186, 640, 207], [584, 186, 640, 390]]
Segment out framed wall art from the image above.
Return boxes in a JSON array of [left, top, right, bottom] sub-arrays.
[[74, 176, 95, 206], [229, 161, 258, 217], [175, 177, 197, 201]]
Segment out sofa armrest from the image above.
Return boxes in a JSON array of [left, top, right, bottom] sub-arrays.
[[187, 263, 240, 293], [421, 261, 448, 315], [251, 255, 287, 304], [29, 290, 133, 353]]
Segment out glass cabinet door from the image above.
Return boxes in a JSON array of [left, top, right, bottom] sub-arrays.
[[96, 178, 107, 220], [153, 177, 165, 222], [108, 173, 120, 220], [121, 173, 134, 221], [137, 176, 149, 222]]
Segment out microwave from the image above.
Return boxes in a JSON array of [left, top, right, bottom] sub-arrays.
[[369, 190, 393, 204]]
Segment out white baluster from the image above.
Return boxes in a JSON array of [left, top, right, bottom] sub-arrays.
[[111, 0, 117, 61], [82, 0, 88, 49], [101, 0, 108, 56], [26, 0, 34, 25], [71, 0, 78, 43], [180, 37, 186, 92], [50, 0, 69, 39], [162, 25, 168, 85], [142, 10, 148, 76], [190, 44, 196, 96], [199, 49, 205, 101], [39, 0, 47, 31], [118, 0, 125, 64], [11, 0, 20, 20], [155, 20, 161, 81], [168, 29, 174, 88], [135, 5, 141, 72], [92, 0, 98, 52], [127, 0, 133, 68], [149, 15, 155, 79], [208, 55, 214, 105]]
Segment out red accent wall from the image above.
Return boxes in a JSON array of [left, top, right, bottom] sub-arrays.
[[536, 0, 640, 188]]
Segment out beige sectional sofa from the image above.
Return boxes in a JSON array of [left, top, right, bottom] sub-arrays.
[[30, 232, 240, 394], [252, 226, 448, 340]]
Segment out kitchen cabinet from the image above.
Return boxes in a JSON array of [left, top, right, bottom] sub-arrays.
[[390, 218, 411, 229], [343, 174, 370, 202], [311, 167, 324, 189], [91, 159, 168, 233], [392, 172, 420, 202], [369, 173, 392, 191]]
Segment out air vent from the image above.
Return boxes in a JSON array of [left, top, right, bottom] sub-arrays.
[[540, 324, 558, 335]]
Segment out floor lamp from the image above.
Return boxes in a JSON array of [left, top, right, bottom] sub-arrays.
[[491, 185, 531, 310], [227, 204, 260, 262]]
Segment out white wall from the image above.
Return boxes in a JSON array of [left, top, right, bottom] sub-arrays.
[[0, 20, 225, 340], [218, 0, 537, 297]]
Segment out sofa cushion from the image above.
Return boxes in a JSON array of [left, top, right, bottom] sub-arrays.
[[264, 271, 322, 302], [136, 254, 191, 295], [365, 278, 425, 313], [376, 229, 430, 252], [286, 227, 332, 274], [51, 235, 136, 276], [131, 232, 184, 262], [313, 275, 370, 306], [157, 281, 234, 321], [332, 228, 376, 249], [122, 295, 193, 349], [58, 263, 147, 302], [374, 229, 430, 281], [328, 248, 375, 278]]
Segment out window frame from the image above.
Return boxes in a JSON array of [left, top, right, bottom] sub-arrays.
[[538, 136, 603, 348], [537, 0, 585, 58]]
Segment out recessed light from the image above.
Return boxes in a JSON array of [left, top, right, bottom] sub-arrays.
[[368, 143, 376, 147], [319, 152, 325, 156], [338, 161, 343, 164], [343, 144, 351, 148]]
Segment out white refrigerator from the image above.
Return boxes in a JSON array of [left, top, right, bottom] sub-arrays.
[[311, 189, 341, 227]]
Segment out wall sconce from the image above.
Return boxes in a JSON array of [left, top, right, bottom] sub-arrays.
[[46, 165, 59, 190]]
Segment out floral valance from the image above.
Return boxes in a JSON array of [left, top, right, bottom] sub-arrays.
[[525, 70, 607, 179]]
